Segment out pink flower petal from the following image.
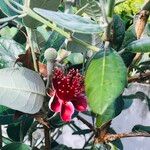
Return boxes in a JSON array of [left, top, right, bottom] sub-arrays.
[[72, 95, 87, 112], [49, 94, 62, 113], [60, 102, 74, 122]]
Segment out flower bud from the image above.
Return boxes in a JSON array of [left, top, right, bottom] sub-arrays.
[[44, 48, 57, 61]]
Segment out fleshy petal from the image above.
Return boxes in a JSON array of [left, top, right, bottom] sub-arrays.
[[72, 95, 87, 112], [49, 94, 62, 113], [60, 102, 74, 122]]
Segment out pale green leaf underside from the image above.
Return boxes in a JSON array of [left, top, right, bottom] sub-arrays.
[[0, 67, 45, 114], [0, 38, 24, 66], [34, 8, 102, 34], [85, 49, 127, 115]]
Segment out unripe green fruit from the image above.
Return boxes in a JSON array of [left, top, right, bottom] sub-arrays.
[[44, 48, 57, 61]]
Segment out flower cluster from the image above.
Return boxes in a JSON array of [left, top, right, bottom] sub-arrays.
[[48, 68, 87, 122]]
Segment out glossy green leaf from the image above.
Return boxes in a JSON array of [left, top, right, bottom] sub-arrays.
[[49, 113, 66, 129], [96, 96, 124, 127], [34, 8, 102, 33], [52, 144, 71, 150], [132, 125, 150, 133], [0, 106, 16, 125], [7, 117, 33, 142], [120, 25, 136, 67], [0, 105, 32, 125], [1, 143, 31, 150], [85, 49, 127, 115], [23, 0, 60, 28], [112, 15, 125, 51], [125, 37, 150, 53]]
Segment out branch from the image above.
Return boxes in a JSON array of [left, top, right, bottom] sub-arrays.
[[104, 132, 150, 143], [128, 71, 150, 83], [44, 126, 51, 150], [95, 131, 150, 143]]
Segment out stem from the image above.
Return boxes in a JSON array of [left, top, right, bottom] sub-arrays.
[[75, 3, 90, 15], [20, 121, 24, 142], [106, 0, 115, 18], [4, 0, 23, 14], [44, 126, 51, 150], [99, 0, 113, 47], [26, 28, 38, 72], [99, 0, 109, 24]]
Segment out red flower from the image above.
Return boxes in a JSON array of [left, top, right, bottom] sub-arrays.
[[48, 68, 87, 122]]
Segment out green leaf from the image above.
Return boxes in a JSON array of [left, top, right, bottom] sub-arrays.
[[1, 143, 31, 150], [0, 26, 18, 39], [49, 114, 66, 129], [112, 15, 125, 51], [132, 125, 150, 133], [0, 0, 23, 24], [0, 0, 22, 16], [77, 0, 101, 22], [0, 106, 16, 125], [96, 96, 124, 127], [67, 33, 92, 53], [0, 38, 24, 67], [23, 0, 60, 28], [67, 53, 84, 65], [125, 37, 150, 53], [44, 31, 65, 50], [52, 144, 72, 150], [0, 105, 32, 125], [34, 8, 102, 34], [7, 117, 33, 142], [67, 32, 102, 53], [85, 49, 127, 115]]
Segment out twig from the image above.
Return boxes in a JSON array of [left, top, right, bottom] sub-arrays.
[[77, 115, 95, 131], [83, 132, 95, 149], [44, 126, 51, 150], [106, 0, 115, 18], [128, 71, 150, 83]]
